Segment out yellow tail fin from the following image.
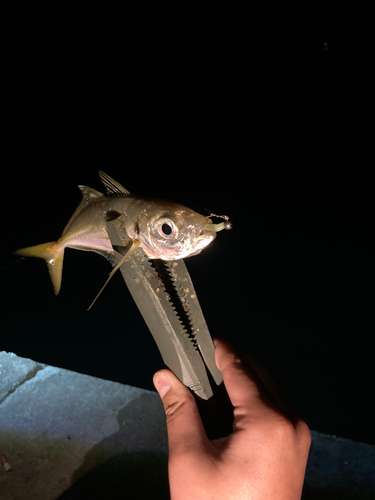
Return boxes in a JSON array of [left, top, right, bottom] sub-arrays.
[[15, 242, 64, 295]]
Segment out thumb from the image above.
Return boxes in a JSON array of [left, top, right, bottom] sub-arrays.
[[153, 369, 209, 457]]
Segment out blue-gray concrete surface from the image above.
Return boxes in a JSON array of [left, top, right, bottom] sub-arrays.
[[0, 352, 374, 500]]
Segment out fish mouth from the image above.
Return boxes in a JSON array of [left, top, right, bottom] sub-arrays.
[[199, 229, 217, 242], [190, 228, 217, 256], [191, 218, 232, 256]]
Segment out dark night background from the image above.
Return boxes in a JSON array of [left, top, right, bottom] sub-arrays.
[[2, 1, 374, 447]]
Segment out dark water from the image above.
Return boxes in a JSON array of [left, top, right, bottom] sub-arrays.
[[2, 2, 374, 446]]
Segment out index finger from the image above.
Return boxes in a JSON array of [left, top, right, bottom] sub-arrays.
[[214, 339, 279, 421]]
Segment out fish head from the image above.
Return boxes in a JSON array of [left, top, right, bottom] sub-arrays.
[[136, 201, 217, 260]]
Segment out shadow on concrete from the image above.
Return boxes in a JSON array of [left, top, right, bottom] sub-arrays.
[[57, 393, 169, 500], [56, 451, 169, 500]]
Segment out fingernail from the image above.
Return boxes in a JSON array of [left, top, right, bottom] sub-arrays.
[[213, 338, 218, 347], [155, 376, 171, 400]]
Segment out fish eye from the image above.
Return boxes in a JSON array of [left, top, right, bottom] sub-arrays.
[[162, 223, 172, 235], [157, 218, 177, 239]]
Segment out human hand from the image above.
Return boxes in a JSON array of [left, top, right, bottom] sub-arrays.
[[153, 339, 311, 500]]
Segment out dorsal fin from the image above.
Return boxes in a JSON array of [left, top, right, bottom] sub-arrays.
[[78, 185, 104, 201], [60, 185, 103, 238], [98, 171, 130, 194], [73, 185, 103, 216]]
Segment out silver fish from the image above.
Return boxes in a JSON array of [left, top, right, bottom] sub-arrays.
[[15, 171, 230, 295]]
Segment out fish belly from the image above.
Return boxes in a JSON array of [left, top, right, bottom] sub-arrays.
[[59, 203, 114, 258]]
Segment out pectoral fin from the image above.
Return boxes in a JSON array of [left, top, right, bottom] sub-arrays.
[[87, 240, 141, 310]]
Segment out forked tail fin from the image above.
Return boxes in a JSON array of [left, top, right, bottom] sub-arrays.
[[15, 242, 64, 294]]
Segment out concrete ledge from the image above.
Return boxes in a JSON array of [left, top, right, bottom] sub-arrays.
[[1, 352, 374, 500]]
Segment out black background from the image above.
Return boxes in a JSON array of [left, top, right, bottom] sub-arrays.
[[2, 2, 374, 445]]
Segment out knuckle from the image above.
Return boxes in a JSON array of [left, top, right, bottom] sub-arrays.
[[298, 420, 312, 450], [273, 415, 312, 454], [274, 416, 296, 441], [163, 397, 187, 423], [259, 413, 297, 445]]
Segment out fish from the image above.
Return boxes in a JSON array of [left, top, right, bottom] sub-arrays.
[[15, 171, 231, 295]]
